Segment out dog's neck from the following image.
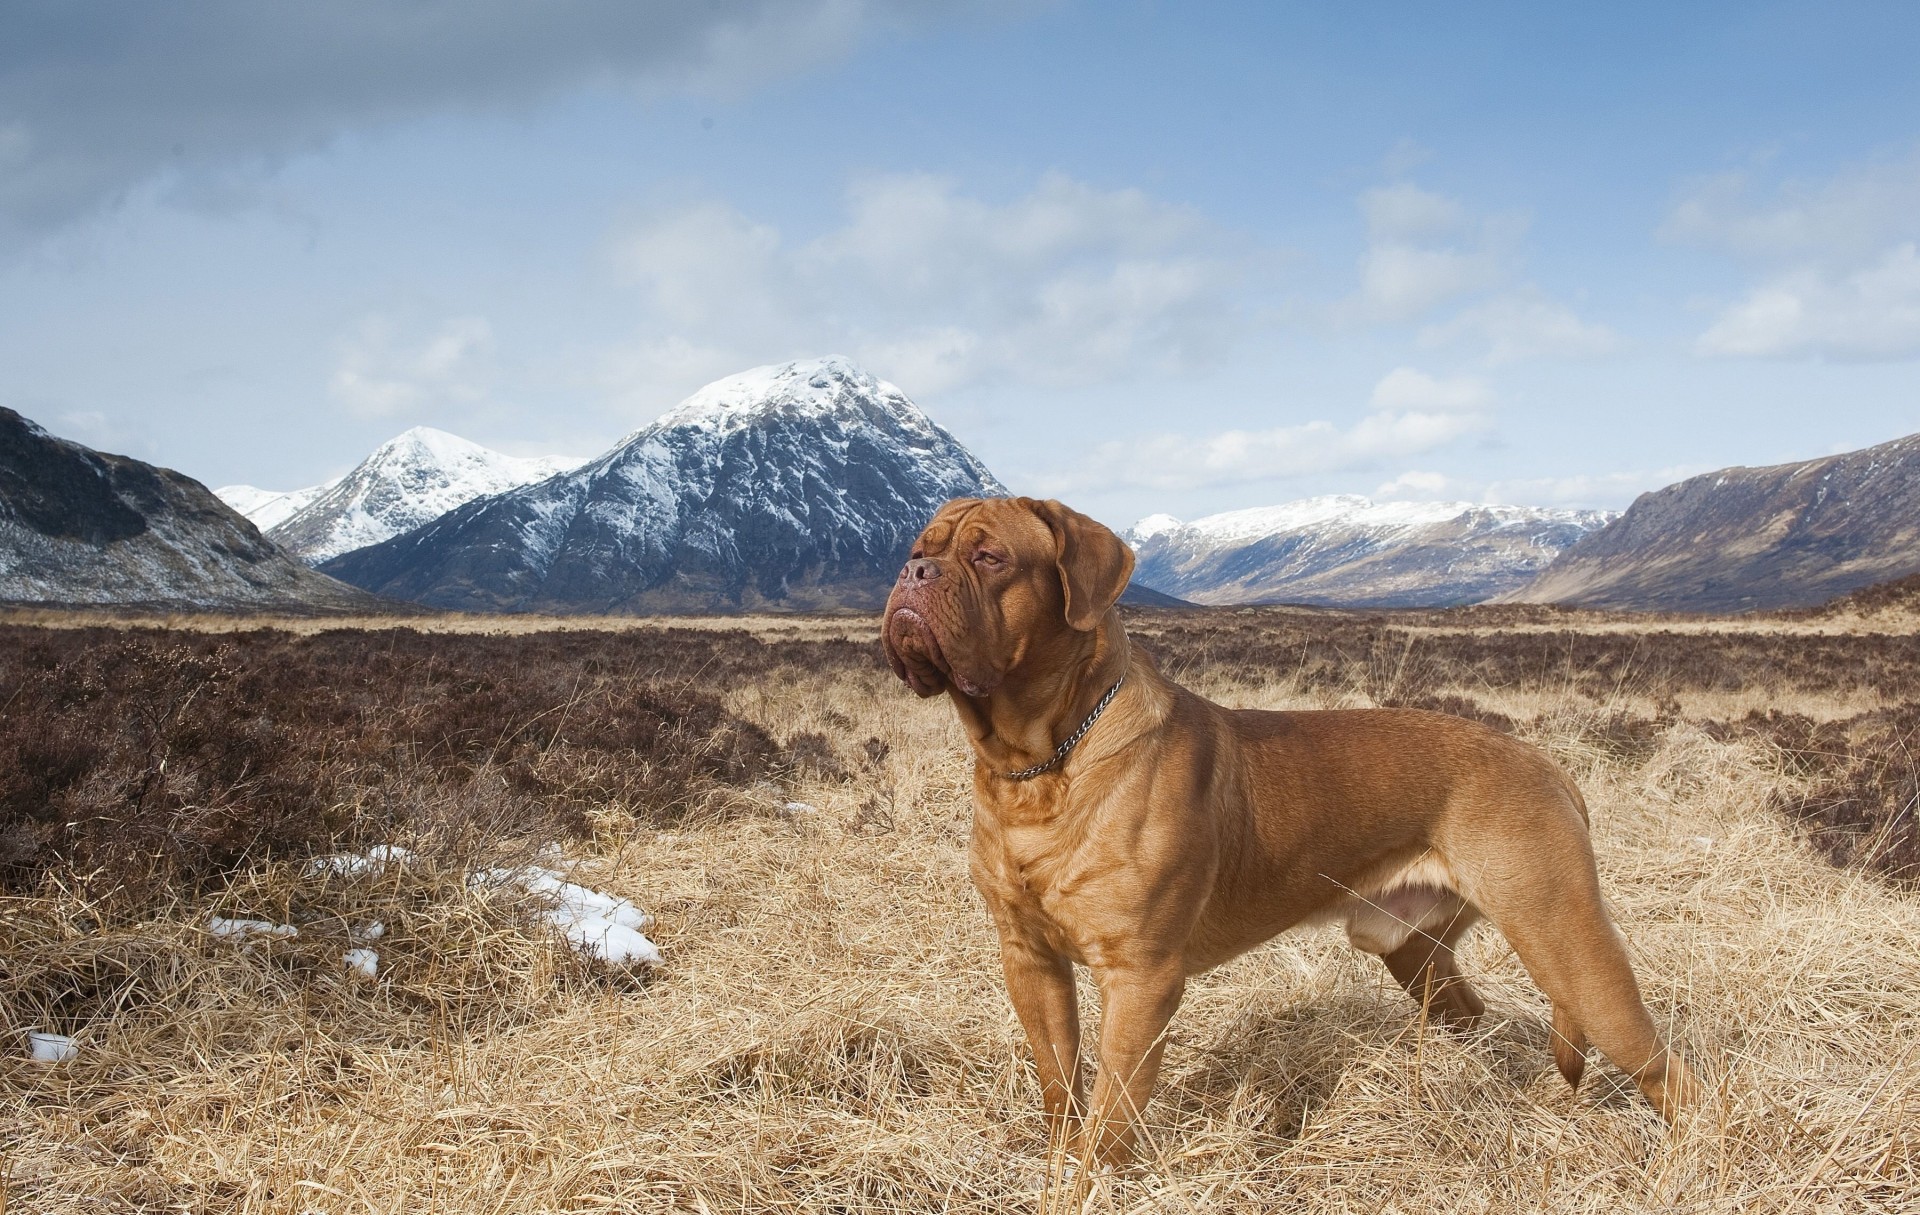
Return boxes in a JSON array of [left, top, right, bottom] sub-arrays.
[[949, 610, 1132, 778]]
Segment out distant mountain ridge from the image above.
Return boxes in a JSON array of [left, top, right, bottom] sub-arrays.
[[1126, 496, 1612, 607], [321, 357, 1009, 613], [0, 407, 380, 611], [1506, 432, 1920, 612], [218, 428, 582, 564]]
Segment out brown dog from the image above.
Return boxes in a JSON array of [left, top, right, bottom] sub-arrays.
[[881, 496, 1702, 1166]]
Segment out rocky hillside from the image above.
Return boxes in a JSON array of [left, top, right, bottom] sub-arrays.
[[218, 428, 582, 564], [1126, 496, 1611, 607], [322, 357, 1008, 613], [1507, 432, 1920, 612], [0, 408, 380, 611]]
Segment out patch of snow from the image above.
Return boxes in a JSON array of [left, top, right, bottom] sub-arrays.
[[266, 427, 587, 564], [306, 844, 415, 878], [29, 1031, 79, 1063], [653, 356, 927, 439], [216, 482, 333, 531], [342, 948, 379, 982], [1126, 513, 1184, 542], [470, 864, 662, 967], [781, 800, 818, 816], [209, 916, 299, 942], [355, 920, 386, 941]]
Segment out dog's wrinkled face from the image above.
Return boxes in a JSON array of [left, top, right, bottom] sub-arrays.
[[882, 497, 1134, 699]]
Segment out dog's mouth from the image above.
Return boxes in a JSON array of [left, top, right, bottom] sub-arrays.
[[883, 606, 997, 699]]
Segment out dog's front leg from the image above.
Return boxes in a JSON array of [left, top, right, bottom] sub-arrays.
[[1084, 961, 1185, 1167], [999, 936, 1085, 1141]]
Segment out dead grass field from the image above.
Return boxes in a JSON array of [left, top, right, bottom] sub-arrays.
[[4, 604, 1918, 1213]]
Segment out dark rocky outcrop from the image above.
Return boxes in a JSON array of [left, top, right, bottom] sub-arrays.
[[0, 408, 382, 612]]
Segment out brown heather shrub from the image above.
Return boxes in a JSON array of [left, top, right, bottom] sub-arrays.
[[0, 625, 879, 901], [1716, 705, 1920, 884], [5, 607, 1920, 1212]]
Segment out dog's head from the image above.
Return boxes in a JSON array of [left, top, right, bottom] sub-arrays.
[[881, 497, 1135, 699]]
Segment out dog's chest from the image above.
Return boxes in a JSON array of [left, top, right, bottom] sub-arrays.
[[971, 814, 1132, 964]]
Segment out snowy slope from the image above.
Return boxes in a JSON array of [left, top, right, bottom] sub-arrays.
[[1127, 495, 1613, 607], [213, 482, 330, 532], [323, 356, 1008, 613], [229, 428, 584, 565], [0, 407, 381, 611]]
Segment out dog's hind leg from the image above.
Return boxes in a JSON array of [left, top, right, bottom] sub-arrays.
[[1449, 816, 1703, 1123], [1377, 896, 1487, 1030], [1552, 1002, 1590, 1090]]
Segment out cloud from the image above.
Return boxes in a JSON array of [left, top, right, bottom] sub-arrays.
[[1664, 151, 1920, 263], [603, 172, 1253, 403], [1670, 148, 1920, 360], [1369, 463, 1707, 510], [1040, 367, 1491, 494], [0, 1, 981, 244], [330, 315, 494, 416], [1368, 366, 1488, 411], [1374, 469, 1451, 498], [1348, 183, 1511, 321], [1418, 292, 1618, 364], [1342, 176, 1610, 363], [1695, 244, 1920, 359], [1480, 465, 1703, 509]]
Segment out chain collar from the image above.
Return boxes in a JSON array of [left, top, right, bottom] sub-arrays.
[[1003, 674, 1126, 781]]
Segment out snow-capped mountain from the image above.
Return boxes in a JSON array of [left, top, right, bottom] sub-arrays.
[[1126, 495, 1613, 607], [218, 428, 583, 565], [0, 407, 380, 611], [1507, 431, 1920, 612], [212, 482, 328, 532], [321, 357, 1009, 613]]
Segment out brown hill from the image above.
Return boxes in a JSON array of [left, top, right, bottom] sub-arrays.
[[1506, 432, 1920, 612]]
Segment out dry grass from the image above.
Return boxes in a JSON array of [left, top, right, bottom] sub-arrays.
[[4, 608, 1918, 1213]]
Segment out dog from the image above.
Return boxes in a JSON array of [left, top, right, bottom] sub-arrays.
[[881, 496, 1703, 1166]]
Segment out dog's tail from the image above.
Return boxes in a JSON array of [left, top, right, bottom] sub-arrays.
[[1551, 1002, 1590, 1089]]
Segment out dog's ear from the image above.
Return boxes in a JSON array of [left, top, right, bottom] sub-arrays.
[[1025, 499, 1134, 631]]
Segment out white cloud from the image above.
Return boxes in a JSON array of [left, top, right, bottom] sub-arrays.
[[1361, 182, 1470, 243], [604, 172, 1252, 404], [330, 315, 494, 417], [1369, 366, 1488, 411], [1694, 243, 1920, 360], [1480, 465, 1703, 509], [1348, 184, 1511, 322], [1041, 369, 1492, 494], [1671, 148, 1920, 360], [1375, 469, 1451, 497], [1664, 151, 1920, 263], [1356, 244, 1503, 321], [1419, 292, 1618, 364], [1343, 176, 1610, 364]]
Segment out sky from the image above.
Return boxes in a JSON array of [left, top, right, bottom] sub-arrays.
[[4, 0, 1920, 529]]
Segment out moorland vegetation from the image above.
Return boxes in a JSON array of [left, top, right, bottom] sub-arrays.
[[3, 596, 1917, 1211]]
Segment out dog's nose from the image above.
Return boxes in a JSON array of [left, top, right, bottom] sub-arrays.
[[900, 557, 942, 584]]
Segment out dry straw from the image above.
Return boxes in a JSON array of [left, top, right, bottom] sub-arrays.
[[3, 608, 1916, 1212]]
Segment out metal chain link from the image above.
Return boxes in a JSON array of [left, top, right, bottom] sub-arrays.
[[1004, 674, 1126, 781]]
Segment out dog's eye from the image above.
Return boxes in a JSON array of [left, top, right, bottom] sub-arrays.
[[973, 550, 1005, 568]]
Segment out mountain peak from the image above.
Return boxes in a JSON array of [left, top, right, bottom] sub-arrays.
[[653, 356, 927, 436], [322, 359, 1007, 614], [224, 428, 585, 565]]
